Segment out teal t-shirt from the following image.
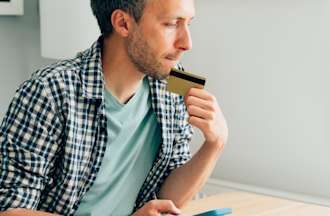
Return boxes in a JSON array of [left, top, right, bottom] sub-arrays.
[[75, 77, 161, 216]]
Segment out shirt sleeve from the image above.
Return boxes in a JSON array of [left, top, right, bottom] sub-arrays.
[[167, 96, 194, 171], [0, 78, 62, 210]]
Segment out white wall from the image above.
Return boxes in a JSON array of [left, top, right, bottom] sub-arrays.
[[0, 0, 55, 120], [182, 0, 330, 200]]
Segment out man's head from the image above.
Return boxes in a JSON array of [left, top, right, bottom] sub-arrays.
[[91, 0, 195, 79]]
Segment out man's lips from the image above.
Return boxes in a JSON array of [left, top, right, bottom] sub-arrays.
[[165, 53, 181, 61], [165, 56, 180, 61], [166, 57, 178, 61]]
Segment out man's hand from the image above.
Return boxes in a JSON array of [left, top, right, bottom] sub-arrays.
[[132, 199, 181, 216], [185, 88, 228, 147]]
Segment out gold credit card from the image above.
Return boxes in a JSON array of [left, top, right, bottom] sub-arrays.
[[166, 68, 206, 96]]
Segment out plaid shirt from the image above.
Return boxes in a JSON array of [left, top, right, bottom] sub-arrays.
[[0, 36, 193, 215]]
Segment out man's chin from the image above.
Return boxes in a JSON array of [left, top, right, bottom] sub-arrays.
[[148, 69, 170, 80], [153, 72, 169, 80], [143, 63, 173, 80], [161, 67, 173, 79]]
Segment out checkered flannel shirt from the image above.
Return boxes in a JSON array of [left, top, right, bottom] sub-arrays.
[[0, 36, 193, 215]]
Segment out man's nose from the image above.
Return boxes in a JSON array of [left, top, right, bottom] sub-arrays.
[[176, 26, 193, 52]]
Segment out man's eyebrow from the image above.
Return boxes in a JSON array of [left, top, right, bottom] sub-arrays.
[[160, 16, 195, 21]]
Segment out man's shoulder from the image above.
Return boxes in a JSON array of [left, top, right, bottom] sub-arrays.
[[31, 57, 82, 85], [14, 56, 86, 109]]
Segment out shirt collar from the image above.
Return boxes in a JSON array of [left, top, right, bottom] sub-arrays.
[[79, 35, 105, 99]]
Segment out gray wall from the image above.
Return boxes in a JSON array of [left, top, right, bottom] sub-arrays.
[[182, 0, 330, 199], [0, 0, 54, 120]]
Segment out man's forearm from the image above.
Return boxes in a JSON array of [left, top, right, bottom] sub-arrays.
[[0, 209, 60, 216], [158, 140, 224, 208]]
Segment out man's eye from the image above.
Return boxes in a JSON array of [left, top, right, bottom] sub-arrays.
[[164, 23, 177, 27]]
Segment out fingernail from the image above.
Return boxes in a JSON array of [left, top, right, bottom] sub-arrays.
[[173, 208, 181, 215]]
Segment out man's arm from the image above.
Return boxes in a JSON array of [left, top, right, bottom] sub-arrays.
[[0, 78, 62, 212], [0, 209, 60, 216], [158, 139, 223, 208], [158, 88, 228, 208]]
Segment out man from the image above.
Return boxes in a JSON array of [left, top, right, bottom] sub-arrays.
[[0, 0, 228, 215]]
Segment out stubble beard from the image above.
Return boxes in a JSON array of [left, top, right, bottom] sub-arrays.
[[126, 28, 170, 80]]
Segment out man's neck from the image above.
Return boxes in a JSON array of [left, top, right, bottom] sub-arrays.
[[101, 35, 145, 104]]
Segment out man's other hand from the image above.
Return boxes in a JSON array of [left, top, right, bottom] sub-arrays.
[[132, 199, 181, 216]]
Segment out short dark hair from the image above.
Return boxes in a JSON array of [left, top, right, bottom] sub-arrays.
[[90, 0, 148, 37]]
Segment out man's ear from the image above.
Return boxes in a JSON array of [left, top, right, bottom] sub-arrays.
[[111, 9, 134, 37]]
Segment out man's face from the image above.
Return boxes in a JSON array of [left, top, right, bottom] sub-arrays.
[[126, 0, 195, 80]]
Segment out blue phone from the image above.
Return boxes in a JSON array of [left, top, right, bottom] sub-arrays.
[[193, 208, 232, 216]]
